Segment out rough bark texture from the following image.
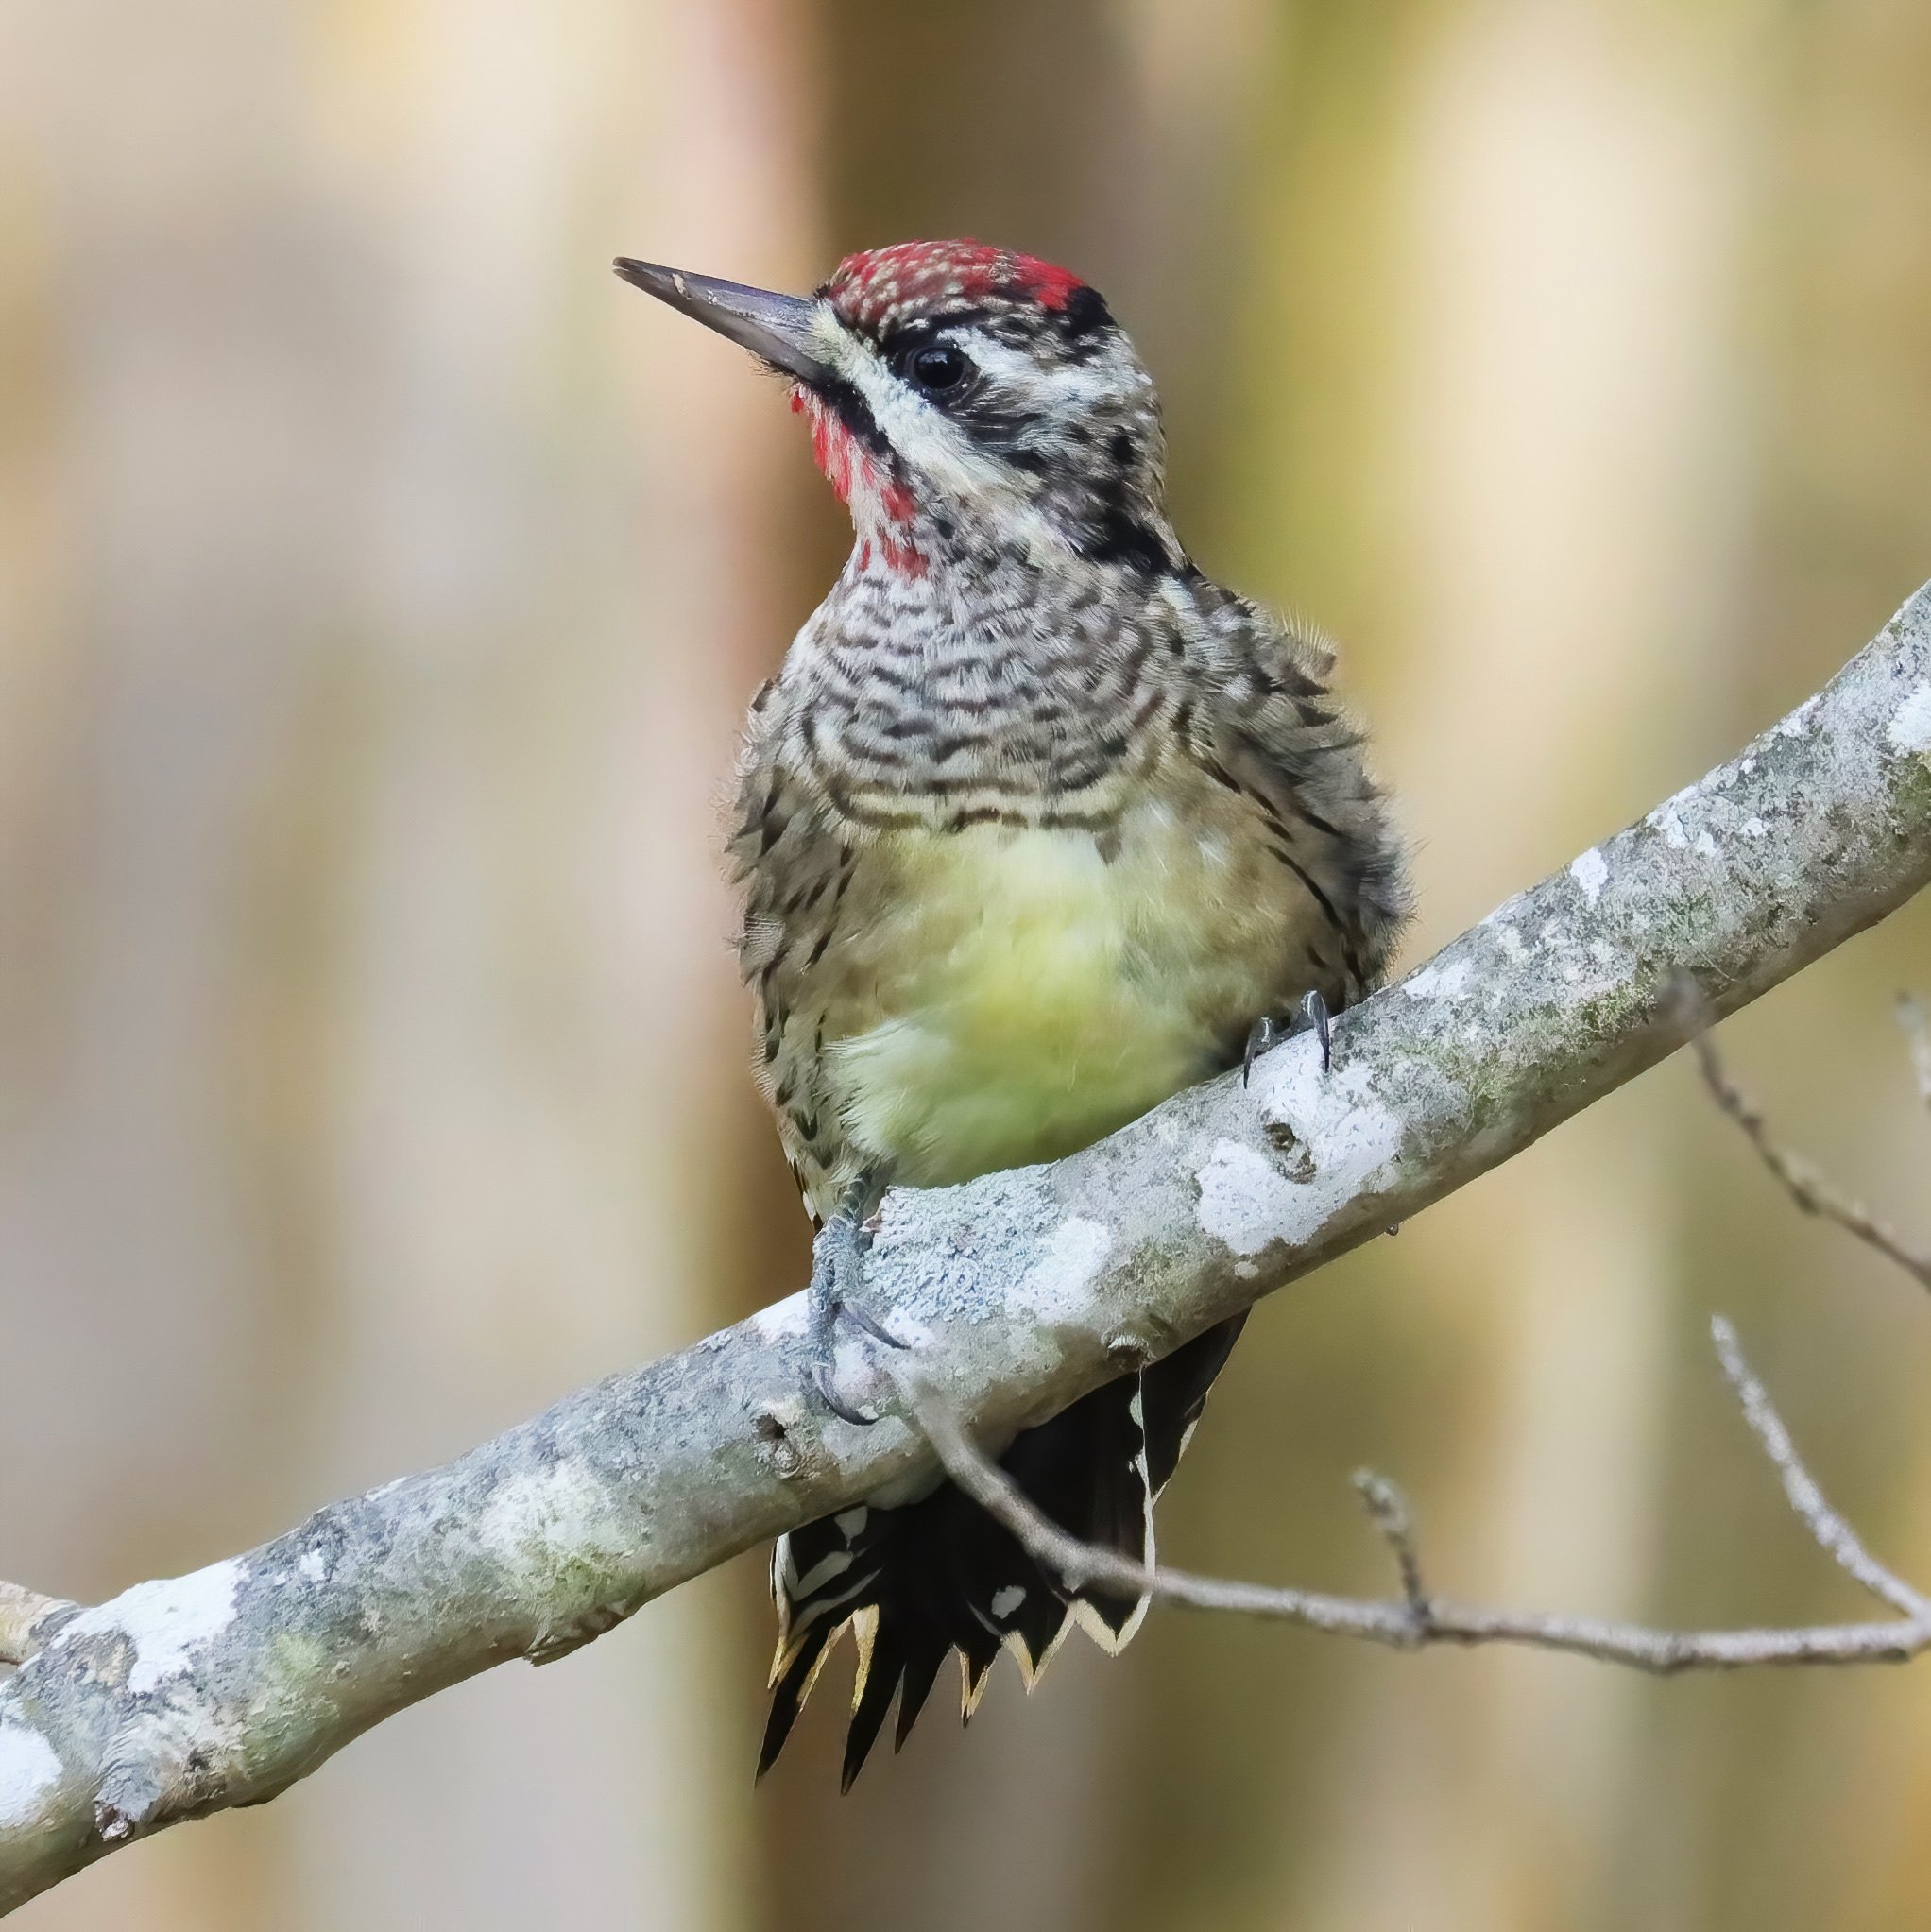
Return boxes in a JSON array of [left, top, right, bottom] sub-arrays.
[[2, 584, 1928, 1909]]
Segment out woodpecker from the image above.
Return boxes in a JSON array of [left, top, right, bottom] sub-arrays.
[[618, 241, 1410, 1789]]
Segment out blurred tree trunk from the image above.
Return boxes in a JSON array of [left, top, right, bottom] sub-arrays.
[[6, 2, 1931, 1928], [1293, 8, 1752, 1926], [0, 0, 812, 1923]]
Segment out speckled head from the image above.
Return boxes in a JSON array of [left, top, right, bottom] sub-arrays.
[[818, 240, 1091, 335], [617, 240, 1177, 579]]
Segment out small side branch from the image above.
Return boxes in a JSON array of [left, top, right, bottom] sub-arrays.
[[1692, 1028, 1931, 1291], [895, 1318, 1931, 1675], [1352, 1472, 1429, 1625], [0, 1584, 76, 1668], [0, 583, 1926, 1912], [1708, 1317, 1930, 1618]]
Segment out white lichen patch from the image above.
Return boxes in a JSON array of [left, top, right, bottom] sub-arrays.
[[122, 1563, 246, 1695], [1198, 1052, 1405, 1258], [1195, 1141, 1298, 1261], [1740, 816, 1768, 838], [0, 1719, 60, 1832], [1402, 957, 1474, 1001], [1695, 830, 1718, 858], [1495, 925, 1528, 964], [57, 1561, 247, 1696], [475, 1462, 630, 1588], [1011, 1217, 1114, 1323], [1646, 784, 1700, 851], [1888, 680, 1931, 757], [1569, 848, 1609, 905], [750, 1291, 811, 1342]]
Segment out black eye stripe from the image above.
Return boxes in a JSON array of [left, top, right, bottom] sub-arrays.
[[812, 376, 892, 458]]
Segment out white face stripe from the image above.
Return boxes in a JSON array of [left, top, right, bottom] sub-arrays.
[[817, 316, 1020, 494], [958, 332, 1136, 415], [801, 304, 1114, 565]]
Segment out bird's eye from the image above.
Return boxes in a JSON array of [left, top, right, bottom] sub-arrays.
[[905, 342, 969, 394]]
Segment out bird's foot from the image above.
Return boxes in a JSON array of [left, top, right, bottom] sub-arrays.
[[806, 1208, 908, 1427], [1242, 987, 1333, 1086]]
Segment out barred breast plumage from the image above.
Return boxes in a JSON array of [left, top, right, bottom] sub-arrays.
[[735, 547, 1401, 1225]]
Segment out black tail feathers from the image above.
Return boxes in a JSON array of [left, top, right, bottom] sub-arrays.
[[758, 1315, 1246, 1788]]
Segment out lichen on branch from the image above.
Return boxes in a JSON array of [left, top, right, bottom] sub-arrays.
[[1, 585, 1928, 1913]]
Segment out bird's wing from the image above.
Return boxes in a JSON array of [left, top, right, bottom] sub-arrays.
[[1172, 581, 1410, 1006], [729, 708, 864, 1227]]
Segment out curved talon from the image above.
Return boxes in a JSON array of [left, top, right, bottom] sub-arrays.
[[806, 1295, 909, 1422], [1244, 990, 1333, 1085], [1298, 987, 1333, 1073], [809, 1359, 880, 1427], [836, 1297, 911, 1351], [1242, 1016, 1281, 1087], [802, 1171, 904, 1423]]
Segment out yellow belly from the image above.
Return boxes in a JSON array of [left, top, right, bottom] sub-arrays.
[[819, 803, 1299, 1188]]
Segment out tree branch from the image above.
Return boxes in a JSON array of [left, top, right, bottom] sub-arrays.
[[1706, 1320, 1929, 1618], [893, 1318, 1931, 1670], [2, 585, 1929, 1909], [0, 1592, 75, 1672], [1692, 1024, 1931, 1289]]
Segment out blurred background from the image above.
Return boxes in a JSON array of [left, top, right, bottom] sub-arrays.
[[2, 0, 1930, 1925]]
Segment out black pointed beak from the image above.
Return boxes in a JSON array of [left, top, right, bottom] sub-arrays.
[[614, 258, 834, 385]]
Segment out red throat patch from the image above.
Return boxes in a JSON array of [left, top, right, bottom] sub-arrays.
[[822, 239, 1085, 333], [796, 240, 1090, 577], [791, 388, 925, 576]]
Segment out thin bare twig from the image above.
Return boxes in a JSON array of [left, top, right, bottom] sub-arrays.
[[891, 1321, 1931, 1676], [1692, 1029, 1931, 1291], [3, 588, 1928, 1910], [1709, 1316, 1931, 1617], [0, 1582, 76, 1667], [1899, 993, 1931, 1118], [1353, 1470, 1429, 1621]]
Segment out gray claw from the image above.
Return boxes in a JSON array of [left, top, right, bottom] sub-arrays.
[[1244, 989, 1334, 1086], [803, 1173, 904, 1423], [1298, 988, 1334, 1073], [1242, 1016, 1282, 1087], [809, 1359, 881, 1428], [837, 1297, 910, 1351]]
